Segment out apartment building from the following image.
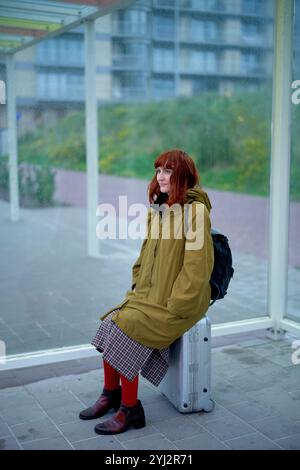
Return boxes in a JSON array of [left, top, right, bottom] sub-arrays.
[[1, 0, 276, 138]]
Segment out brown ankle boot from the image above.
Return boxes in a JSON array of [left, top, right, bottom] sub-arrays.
[[79, 386, 122, 420], [94, 400, 146, 435]]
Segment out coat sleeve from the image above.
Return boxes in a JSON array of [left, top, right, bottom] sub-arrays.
[[167, 203, 214, 319], [131, 208, 151, 290]]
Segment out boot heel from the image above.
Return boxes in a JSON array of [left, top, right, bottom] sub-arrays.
[[132, 415, 146, 429]]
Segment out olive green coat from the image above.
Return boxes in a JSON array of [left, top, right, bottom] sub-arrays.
[[100, 186, 214, 349]]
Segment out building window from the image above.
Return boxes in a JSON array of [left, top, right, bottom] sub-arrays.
[[117, 9, 147, 35], [192, 20, 217, 41], [180, 0, 222, 11], [153, 47, 175, 71], [153, 15, 175, 39], [37, 35, 84, 66], [192, 77, 218, 93], [113, 72, 147, 99], [242, 0, 265, 16], [181, 18, 217, 42], [241, 52, 261, 74], [113, 41, 147, 67], [37, 72, 84, 100], [152, 78, 175, 98], [153, 0, 175, 7], [241, 21, 261, 44], [180, 49, 217, 73]]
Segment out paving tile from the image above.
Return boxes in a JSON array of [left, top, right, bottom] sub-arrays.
[[116, 424, 161, 443], [288, 389, 300, 400], [278, 366, 300, 391], [246, 388, 300, 422], [21, 436, 73, 450], [0, 436, 21, 450], [0, 388, 36, 408], [225, 432, 283, 450], [0, 417, 12, 438], [220, 369, 270, 393], [32, 390, 81, 410], [226, 401, 279, 423], [250, 415, 300, 440], [24, 379, 72, 396], [220, 346, 265, 367], [267, 352, 296, 368], [58, 418, 101, 443], [123, 433, 177, 450], [274, 433, 300, 450], [11, 416, 61, 443], [246, 361, 288, 378], [212, 380, 247, 407], [174, 432, 229, 450], [42, 401, 86, 425], [149, 415, 205, 442], [0, 402, 47, 426], [247, 342, 289, 358], [142, 399, 180, 424], [74, 436, 124, 450], [71, 389, 103, 407], [191, 403, 233, 425], [201, 415, 255, 441]]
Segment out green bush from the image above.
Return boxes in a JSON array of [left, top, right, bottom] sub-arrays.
[[0, 157, 56, 207], [16, 90, 300, 200]]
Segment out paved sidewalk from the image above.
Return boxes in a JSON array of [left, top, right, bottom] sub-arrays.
[[0, 333, 300, 450]]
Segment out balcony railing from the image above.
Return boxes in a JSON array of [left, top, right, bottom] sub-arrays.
[[112, 20, 148, 37], [113, 86, 148, 100], [112, 54, 147, 68], [179, 61, 217, 74], [179, 0, 225, 13], [153, 0, 175, 8], [179, 60, 266, 77], [37, 88, 84, 101], [179, 28, 271, 48], [179, 28, 219, 44], [179, 0, 270, 17], [36, 55, 84, 67]]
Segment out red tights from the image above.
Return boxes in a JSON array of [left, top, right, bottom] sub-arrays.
[[103, 359, 138, 407]]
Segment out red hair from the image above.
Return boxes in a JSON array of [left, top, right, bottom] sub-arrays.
[[148, 149, 200, 206]]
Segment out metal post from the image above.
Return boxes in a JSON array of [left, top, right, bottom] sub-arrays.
[[267, 0, 294, 339], [6, 53, 19, 222], [174, 0, 180, 97], [84, 19, 99, 258]]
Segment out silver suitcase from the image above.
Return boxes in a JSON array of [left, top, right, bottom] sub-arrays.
[[158, 316, 215, 413]]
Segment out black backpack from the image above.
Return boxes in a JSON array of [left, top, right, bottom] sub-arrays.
[[209, 229, 234, 307], [184, 208, 234, 306]]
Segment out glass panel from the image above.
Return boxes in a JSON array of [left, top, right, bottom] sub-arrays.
[[0, 1, 276, 359], [288, 0, 300, 323]]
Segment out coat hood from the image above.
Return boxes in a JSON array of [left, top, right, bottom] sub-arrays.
[[184, 185, 212, 213]]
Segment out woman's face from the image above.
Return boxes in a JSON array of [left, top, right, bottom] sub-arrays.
[[156, 166, 173, 194]]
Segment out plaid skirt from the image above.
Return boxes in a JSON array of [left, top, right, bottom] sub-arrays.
[[91, 309, 169, 387]]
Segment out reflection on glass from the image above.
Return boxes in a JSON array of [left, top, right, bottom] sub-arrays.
[[0, 0, 281, 358]]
